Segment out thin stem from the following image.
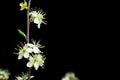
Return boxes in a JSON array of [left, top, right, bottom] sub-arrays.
[[27, 0, 32, 80], [27, 0, 31, 43], [28, 68, 31, 80]]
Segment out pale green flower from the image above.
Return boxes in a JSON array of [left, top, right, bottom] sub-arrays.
[[0, 68, 10, 80], [29, 10, 46, 29], [19, 2, 28, 10], [62, 72, 79, 80], [27, 54, 45, 70]]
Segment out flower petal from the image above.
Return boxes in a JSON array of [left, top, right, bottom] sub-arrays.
[[33, 47, 40, 53], [34, 18, 40, 24], [34, 62, 39, 70], [27, 61, 33, 67], [29, 56, 33, 61], [62, 77, 69, 80], [37, 23, 41, 29], [24, 52, 29, 58], [26, 48, 33, 53], [18, 54, 23, 59], [31, 11, 38, 17]]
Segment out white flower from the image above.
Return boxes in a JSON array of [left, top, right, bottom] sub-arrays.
[[0, 69, 10, 80], [27, 54, 45, 70], [62, 72, 79, 80], [32, 40, 44, 53], [15, 72, 34, 80], [32, 46, 41, 53], [62, 76, 69, 80], [18, 43, 33, 59], [17, 42, 42, 59], [24, 43, 34, 53], [29, 10, 46, 29]]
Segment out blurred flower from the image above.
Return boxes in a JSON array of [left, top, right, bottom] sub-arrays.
[[29, 10, 46, 29], [27, 54, 45, 70], [15, 72, 34, 80], [19, 2, 28, 11], [0, 68, 10, 80], [62, 72, 79, 80]]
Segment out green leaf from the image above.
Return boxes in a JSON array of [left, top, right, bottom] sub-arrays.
[[17, 29, 26, 38]]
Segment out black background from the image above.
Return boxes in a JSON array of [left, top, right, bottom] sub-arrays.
[[0, 0, 81, 80], [0, 0, 110, 80]]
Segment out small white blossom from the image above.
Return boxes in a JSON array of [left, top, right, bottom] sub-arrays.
[[29, 10, 46, 29], [62, 72, 79, 80], [18, 43, 33, 59], [0, 68, 10, 80], [32, 46, 41, 53], [27, 54, 45, 70], [32, 40, 44, 53], [15, 72, 34, 80]]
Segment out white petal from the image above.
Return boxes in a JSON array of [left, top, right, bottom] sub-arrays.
[[26, 48, 33, 53], [39, 61, 44, 67], [62, 77, 69, 80], [37, 23, 41, 29], [34, 18, 40, 24], [26, 43, 34, 47], [29, 56, 34, 61], [18, 54, 23, 59], [24, 52, 29, 58], [37, 54, 42, 60], [33, 47, 40, 53], [34, 62, 39, 70], [27, 61, 33, 67], [31, 11, 38, 17]]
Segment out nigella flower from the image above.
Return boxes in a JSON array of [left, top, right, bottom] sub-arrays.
[[19, 1, 28, 11], [27, 54, 46, 70], [29, 10, 46, 29], [0, 68, 10, 80]]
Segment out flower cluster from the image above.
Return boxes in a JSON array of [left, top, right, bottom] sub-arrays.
[[16, 0, 47, 79], [62, 72, 79, 80], [16, 40, 45, 70], [0, 68, 10, 80]]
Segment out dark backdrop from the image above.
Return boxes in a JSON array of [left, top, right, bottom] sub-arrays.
[[0, 0, 90, 80]]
